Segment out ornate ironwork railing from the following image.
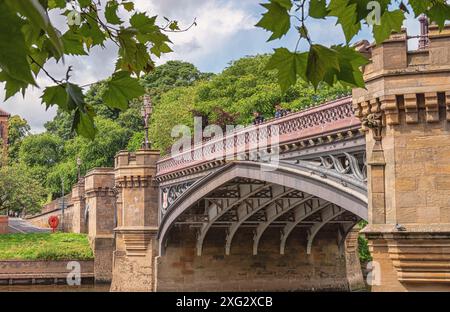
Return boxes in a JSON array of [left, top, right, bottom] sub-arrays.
[[156, 96, 361, 177]]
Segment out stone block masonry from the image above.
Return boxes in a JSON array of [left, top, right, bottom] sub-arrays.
[[156, 226, 362, 291]]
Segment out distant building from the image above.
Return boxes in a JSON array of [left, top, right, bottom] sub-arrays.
[[0, 108, 10, 160]]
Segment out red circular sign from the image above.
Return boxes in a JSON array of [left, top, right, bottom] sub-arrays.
[[48, 215, 59, 232]]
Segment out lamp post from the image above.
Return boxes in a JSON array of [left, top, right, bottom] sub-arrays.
[[141, 94, 153, 149]]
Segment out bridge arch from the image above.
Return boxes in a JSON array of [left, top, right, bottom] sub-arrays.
[[158, 160, 367, 256]]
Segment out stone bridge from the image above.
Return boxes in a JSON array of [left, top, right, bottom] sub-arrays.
[[65, 25, 450, 292]]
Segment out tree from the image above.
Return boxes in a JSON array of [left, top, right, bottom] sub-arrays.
[[0, 0, 194, 139], [256, 0, 450, 91], [149, 54, 350, 154], [141, 61, 213, 102], [18, 133, 63, 168], [7, 115, 31, 162], [0, 163, 46, 215]]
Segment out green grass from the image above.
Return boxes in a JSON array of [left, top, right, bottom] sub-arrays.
[[0, 233, 94, 261]]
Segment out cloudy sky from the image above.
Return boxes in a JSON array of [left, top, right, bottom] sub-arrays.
[[0, 0, 421, 132]]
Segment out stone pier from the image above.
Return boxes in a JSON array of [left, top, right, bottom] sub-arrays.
[[353, 25, 450, 291], [110, 150, 160, 292], [71, 177, 87, 234], [84, 168, 116, 283]]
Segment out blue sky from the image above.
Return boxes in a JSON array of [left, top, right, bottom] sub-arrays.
[[0, 0, 422, 132]]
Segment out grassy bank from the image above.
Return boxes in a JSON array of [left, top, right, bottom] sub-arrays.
[[0, 233, 93, 261]]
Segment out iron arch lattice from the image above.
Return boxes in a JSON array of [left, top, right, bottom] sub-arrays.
[[158, 160, 367, 256]]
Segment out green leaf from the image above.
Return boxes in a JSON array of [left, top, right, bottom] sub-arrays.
[[66, 83, 85, 110], [169, 21, 179, 31], [0, 2, 36, 85], [324, 45, 369, 88], [309, 0, 328, 19], [306, 44, 340, 89], [41, 84, 68, 110], [78, 0, 91, 8], [0, 71, 28, 101], [266, 48, 307, 93], [105, 0, 122, 25], [117, 29, 155, 74], [328, 0, 360, 43], [79, 21, 106, 48], [29, 48, 49, 75], [48, 0, 66, 9], [373, 10, 405, 44], [5, 0, 64, 59], [61, 31, 87, 55], [102, 71, 145, 110], [408, 0, 431, 17], [427, 2, 450, 30], [273, 0, 292, 10], [73, 107, 97, 140], [122, 2, 135, 12], [255, 1, 291, 41], [151, 42, 173, 58], [130, 13, 158, 34]]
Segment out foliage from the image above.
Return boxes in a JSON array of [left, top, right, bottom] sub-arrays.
[[11, 56, 349, 201], [141, 60, 213, 102], [127, 131, 145, 152], [149, 86, 197, 153], [18, 133, 63, 168], [149, 55, 350, 153], [45, 117, 129, 197], [0, 0, 193, 139], [6, 115, 31, 162], [256, 0, 450, 91], [0, 163, 46, 214], [0, 233, 93, 260], [357, 220, 372, 263]]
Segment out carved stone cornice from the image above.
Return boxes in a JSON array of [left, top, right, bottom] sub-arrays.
[[115, 175, 156, 188], [84, 187, 115, 198], [114, 226, 158, 256]]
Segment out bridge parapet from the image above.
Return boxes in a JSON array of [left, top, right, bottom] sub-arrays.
[[156, 96, 362, 180]]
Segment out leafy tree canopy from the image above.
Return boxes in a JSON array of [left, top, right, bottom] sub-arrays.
[[0, 163, 46, 215], [149, 55, 350, 153], [6, 115, 31, 162]]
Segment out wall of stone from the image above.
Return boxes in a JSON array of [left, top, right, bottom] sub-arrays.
[[26, 205, 74, 232], [156, 225, 360, 291], [0, 260, 94, 282]]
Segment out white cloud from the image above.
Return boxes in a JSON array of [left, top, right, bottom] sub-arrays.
[[135, 0, 257, 68]]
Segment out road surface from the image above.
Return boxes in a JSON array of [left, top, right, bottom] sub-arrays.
[[7, 218, 51, 233]]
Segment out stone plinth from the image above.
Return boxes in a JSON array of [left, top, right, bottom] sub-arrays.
[[84, 168, 115, 283], [110, 150, 160, 292], [0, 216, 8, 234], [353, 26, 450, 291]]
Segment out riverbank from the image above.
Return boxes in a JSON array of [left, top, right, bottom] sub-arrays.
[[0, 233, 93, 260]]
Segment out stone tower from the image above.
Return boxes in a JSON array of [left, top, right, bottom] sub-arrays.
[[353, 25, 450, 291]]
